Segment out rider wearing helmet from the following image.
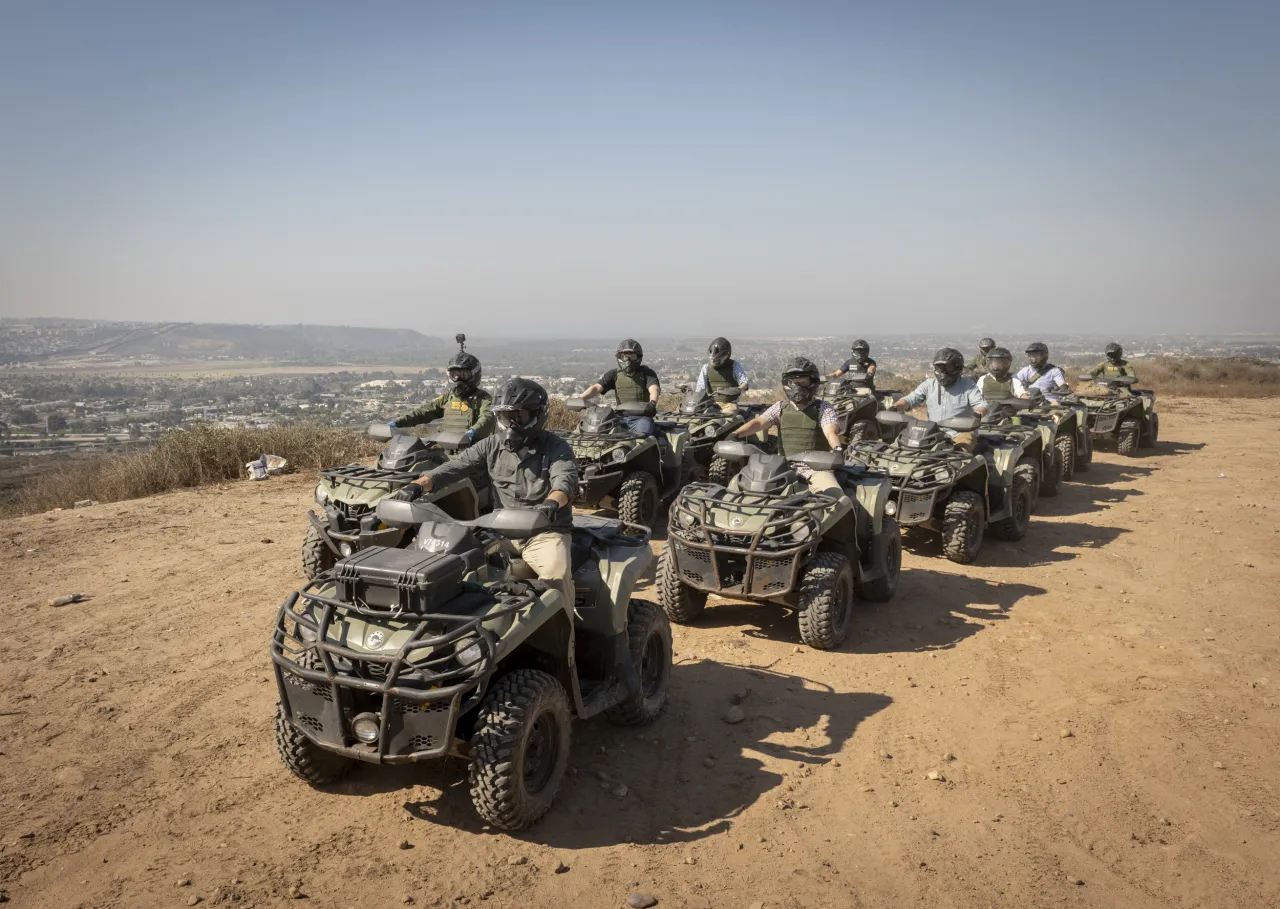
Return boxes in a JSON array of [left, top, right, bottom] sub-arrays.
[[966, 338, 997, 375], [1089, 342, 1137, 380], [392, 377, 579, 605], [976, 347, 1029, 402], [694, 337, 750, 413], [829, 339, 877, 388], [1016, 342, 1068, 401], [390, 336, 493, 445], [581, 338, 662, 436], [890, 348, 988, 452], [731, 357, 846, 497]]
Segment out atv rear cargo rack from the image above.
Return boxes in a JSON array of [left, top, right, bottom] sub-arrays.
[[667, 482, 832, 599], [270, 578, 534, 764]]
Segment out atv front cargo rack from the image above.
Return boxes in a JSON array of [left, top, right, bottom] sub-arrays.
[[667, 482, 830, 599], [270, 577, 534, 764], [319, 463, 421, 489]]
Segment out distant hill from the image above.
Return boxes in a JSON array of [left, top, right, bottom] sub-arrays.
[[0, 318, 447, 364]]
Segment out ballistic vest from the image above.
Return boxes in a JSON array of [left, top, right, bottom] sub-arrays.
[[706, 360, 739, 402], [1097, 359, 1134, 378], [978, 374, 1015, 401], [613, 368, 650, 404], [779, 401, 828, 458], [442, 392, 486, 432]]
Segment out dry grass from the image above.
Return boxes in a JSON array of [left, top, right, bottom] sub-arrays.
[[1121, 357, 1280, 397], [3, 422, 378, 516]]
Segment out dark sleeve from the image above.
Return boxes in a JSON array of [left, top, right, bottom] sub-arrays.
[[865, 358, 877, 368], [426, 435, 495, 488], [597, 369, 618, 394], [545, 436, 580, 499], [839, 358, 854, 373], [397, 393, 447, 427], [644, 366, 661, 393]]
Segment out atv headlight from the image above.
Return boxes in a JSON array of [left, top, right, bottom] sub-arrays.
[[676, 510, 697, 529], [339, 542, 353, 557], [704, 425, 718, 438], [351, 712, 380, 744], [884, 500, 898, 517], [612, 447, 628, 463], [314, 483, 329, 505], [454, 639, 484, 668], [933, 467, 953, 483]]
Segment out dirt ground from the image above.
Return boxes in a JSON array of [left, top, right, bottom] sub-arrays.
[[2, 397, 1278, 909]]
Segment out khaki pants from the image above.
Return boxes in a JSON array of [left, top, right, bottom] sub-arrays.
[[513, 531, 574, 607], [807, 470, 842, 496], [951, 432, 979, 454], [716, 401, 740, 415]]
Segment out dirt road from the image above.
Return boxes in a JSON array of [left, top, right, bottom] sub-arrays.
[[3, 397, 1278, 908]]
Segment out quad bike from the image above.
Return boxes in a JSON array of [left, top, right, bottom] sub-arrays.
[[822, 370, 887, 444], [982, 398, 1063, 501], [657, 441, 901, 650], [1025, 386, 1093, 478], [302, 422, 491, 579], [844, 411, 1035, 564], [271, 503, 669, 831], [1075, 375, 1159, 457], [556, 398, 693, 529], [658, 385, 772, 487]]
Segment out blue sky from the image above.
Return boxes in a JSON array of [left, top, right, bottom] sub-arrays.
[[1, 1, 1276, 336]]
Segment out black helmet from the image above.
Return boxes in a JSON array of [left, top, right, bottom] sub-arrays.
[[447, 349, 482, 396], [708, 337, 732, 368], [1025, 341, 1048, 367], [851, 339, 870, 355], [1105, 342, 1123, 360], [987, 346, 1013, 379], [616, 338, 643, 374], [932, 347, 965, 388], [979, 338, 996, 354], [492, 377, 549, 450], [781, 357, 820, 407]]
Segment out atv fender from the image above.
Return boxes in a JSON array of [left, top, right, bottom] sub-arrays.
[[985, 443, 1019, 488], [851, 475, 891, 539], [573, 541, 654, 637]]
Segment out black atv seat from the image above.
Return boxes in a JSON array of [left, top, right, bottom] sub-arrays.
[[569, 513, 647, 572]]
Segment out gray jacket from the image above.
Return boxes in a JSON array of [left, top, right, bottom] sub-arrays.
[[426, 431, 579, 530]]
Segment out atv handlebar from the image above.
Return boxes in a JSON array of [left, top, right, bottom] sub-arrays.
[[713, 439, 763, 461]]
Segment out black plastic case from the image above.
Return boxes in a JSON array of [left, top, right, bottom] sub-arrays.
[[333, 546, 467, 613]]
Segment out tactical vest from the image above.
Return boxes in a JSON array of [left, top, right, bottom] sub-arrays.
[[706, 360, 738, 402], [613, 369, 649, 404], [779, 401, 828, 458], [978, 374, 1015, 401], [1098, 359, 1131, 378], [442, 393, 482, 432]]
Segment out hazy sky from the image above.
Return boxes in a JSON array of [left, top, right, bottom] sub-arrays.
[[1, 1, 1277, 337]]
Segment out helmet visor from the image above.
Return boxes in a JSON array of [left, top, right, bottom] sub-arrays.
[[988, 357, 1012, 377], [448, 367, 473, 384], [496, 408, 535, 431]]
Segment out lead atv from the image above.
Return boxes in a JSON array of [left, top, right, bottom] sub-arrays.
[[657, 441, 901, 650], [557, 398, 693, 529], [1076, 375, 1159, 457], [302, 422, 490, 579], [822, 370, 884, 444], [271, 503, 669, 831], [845, 411, 1034, 563], [658, 385, 772, 488]]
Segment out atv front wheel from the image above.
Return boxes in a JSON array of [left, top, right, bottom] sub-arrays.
[[606, 599, 673, 726], [847, 419, 879, 444], [301, 524, 336, 579], [796, 551, 854, 650], [855, 517, 902, 603], [657, 542, 708, 624], [469, 669, 572, 831], [990, 469, 1033, 541], [707, 455, 738, 488], [1056, 433, 1076, 483], [1141, 413, 1159, 448], [1117, 418, 1141, 457], [618, 470, 660, 529], [1075, 430, 1093, 473], [274, 650, 356, 785], [1017, 456, 1041, 511], [1039, 447, 1063, 498], [941, 490, 985, 563]]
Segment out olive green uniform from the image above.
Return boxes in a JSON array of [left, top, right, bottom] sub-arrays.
[[966, 352, 989, 373], [1089, 359, 1137, 380], [396, 390, 495, 438]]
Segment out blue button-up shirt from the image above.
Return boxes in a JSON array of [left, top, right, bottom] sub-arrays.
[[902, 375, 985, 424]]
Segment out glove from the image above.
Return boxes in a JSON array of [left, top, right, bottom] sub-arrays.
[[536, 500, 563, 523], [644, 401, 657, 417], [390, 483, 424, 502], [833, 446, 846, 459], [460, 429, 476, 445]]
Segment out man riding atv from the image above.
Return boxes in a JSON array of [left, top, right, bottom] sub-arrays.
[[976, 347, 1030, 401], [829, 339, 877, 389], [390, 378, 579, 605], [1090, 342, 1138, 382], [889, 348, 988, 452], [389, 336, 494, 443], [582, 339, 662, 437], [730, 357, 846, 499], [1017, 342, 1069, 401], [693, 336, 750, 413], [966, 338, 997, 375]]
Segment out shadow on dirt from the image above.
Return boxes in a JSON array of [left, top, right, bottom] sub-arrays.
[[1153, 439, 1206, 455], [381, 661, 891, 846], [901, 520, 1128, 568]]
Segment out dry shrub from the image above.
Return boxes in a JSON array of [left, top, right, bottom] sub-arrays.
[[5, 422, 378, 516], [1121, 357, 1280, 397]]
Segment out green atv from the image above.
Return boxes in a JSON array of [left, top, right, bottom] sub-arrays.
[[657, 441, 901, 650], [658, 385, 772, 488], [303, 422, 490, 579], [557, 398, 694, 529], [1025, 386, 1093, 478], [822, 370, 886, 444], [982, 398, 1063, 501], [1076, 375, 1159, 457], [271, 503, 669, 831], [846, 411, 1035, 564]]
